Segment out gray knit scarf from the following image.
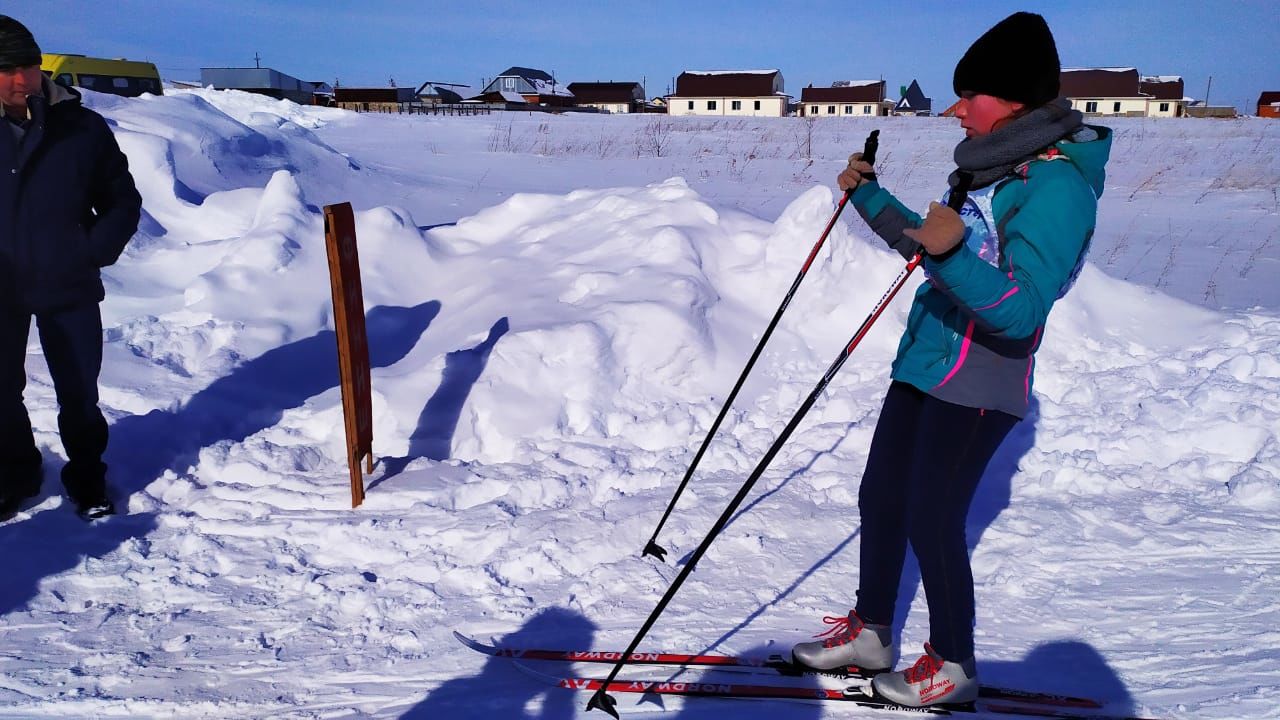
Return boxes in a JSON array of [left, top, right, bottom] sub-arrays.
[[950, 98, 1083, 191]]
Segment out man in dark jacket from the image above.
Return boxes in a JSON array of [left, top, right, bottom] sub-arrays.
[[0, 15, 141, 520]]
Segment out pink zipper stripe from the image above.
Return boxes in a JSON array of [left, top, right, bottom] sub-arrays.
[[934, 319, 975, 389], [974, 286, 1019, 312]]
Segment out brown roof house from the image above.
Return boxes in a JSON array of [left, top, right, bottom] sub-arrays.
[[666, 69, 788, 117], [799, 80, 891, 117], [1061, 68, 1188, 117], [333, 85, 418, 113], [941, 69, 1188, 119], [1140, 75, 1187, 117], [567, 82, 645, 114], [474, 67, 574, 107], [1258, 91, 1280, 119]]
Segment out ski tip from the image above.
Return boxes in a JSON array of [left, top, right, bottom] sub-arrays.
[[586, 689, 620, 718], [641, 540, 668, 562], [452, 630, 496, 654]]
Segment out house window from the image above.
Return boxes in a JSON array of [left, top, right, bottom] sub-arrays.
[[844, 105, 853, 114], [810, 105, 819, 115], [864, 105, 872, 114], [754, 100, 761, 110], [1113, 101, 1121, 113], [708, 100, 717, 110], [502, 77, 516, 91], [688, 100, 694, 110], [827, 105, 836, 114], [1085, 101, 1098, 113], [1159, 102, 1170, 112], [731, 100, 741, 110]]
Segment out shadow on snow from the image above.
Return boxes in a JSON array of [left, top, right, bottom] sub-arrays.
[[0, 301, 438, 617], [374, 315, 509, 486]]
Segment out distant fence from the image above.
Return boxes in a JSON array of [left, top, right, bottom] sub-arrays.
[[337, 102, 493, 115], [410, 104, 493, 116], [1186, 106, 1239, 119]]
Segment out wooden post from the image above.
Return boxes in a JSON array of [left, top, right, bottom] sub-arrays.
[[323, 202, 373, 507]]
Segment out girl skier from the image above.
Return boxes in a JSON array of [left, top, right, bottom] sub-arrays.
[[790, 11, 1111, 709]]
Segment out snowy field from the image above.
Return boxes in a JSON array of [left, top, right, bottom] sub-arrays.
[[0, 90, 1277, 719]]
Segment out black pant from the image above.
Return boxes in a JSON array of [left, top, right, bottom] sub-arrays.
[[855, 381, 1018, 663], [0, 302, 108, 493]]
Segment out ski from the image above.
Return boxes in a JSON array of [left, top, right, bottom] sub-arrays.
[[454, 631, 1102, 710], [512, 661, 1160, 720]]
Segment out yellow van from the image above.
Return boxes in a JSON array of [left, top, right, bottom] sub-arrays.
[[41, 54, 163, 97]]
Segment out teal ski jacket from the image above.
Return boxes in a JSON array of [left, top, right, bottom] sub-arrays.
[[850, 126, 1112, 418]]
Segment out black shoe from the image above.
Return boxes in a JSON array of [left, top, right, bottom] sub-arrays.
[[1, 486, 40, 520], [63, 460, 115, 520], [73, 495, 116, 520], [1, 467, 43, 521], [65, 478, 116, 520], [67, 481, 115, 520]]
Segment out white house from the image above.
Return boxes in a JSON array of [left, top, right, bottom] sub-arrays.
[[665, 70, 789, 117], [1061, 68, 1187, 118], [799, 80, 891, 117], [1140, 75, 1188, 117]]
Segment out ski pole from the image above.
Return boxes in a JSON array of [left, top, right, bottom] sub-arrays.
[[590, 173, 975, 717], [641, 130, 881, 562]]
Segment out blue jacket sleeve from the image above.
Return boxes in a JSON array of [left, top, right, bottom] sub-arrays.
[[86, 114, 142, 268], [850, 181, 925, 260], [924, 164, 1096, 341]]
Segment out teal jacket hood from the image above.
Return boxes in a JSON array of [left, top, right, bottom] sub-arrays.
[[1056, 124, 1112, 199]]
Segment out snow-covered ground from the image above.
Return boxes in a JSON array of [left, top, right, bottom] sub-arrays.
[[1, 89, 1277, 719]]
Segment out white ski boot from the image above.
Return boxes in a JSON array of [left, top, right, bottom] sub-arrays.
[[872, 643, 979, 708], [791, 610, 894, 673]]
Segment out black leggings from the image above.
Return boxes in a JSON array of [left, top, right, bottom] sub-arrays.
[[854, 381, 1018, 663]]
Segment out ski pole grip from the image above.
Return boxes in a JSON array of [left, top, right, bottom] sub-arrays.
[[859, 129, 879, 183], [947, 171, 974, 212]]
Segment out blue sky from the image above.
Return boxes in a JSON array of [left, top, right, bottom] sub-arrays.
[[22, 0, 1280, 112]]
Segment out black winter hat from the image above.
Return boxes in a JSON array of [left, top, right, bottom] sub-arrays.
[[953, 12, 1060, 107], [0, 15, 41, 70]]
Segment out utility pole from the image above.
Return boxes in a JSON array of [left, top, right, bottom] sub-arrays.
[[254, 52, 261, 69], [1204, 75, 1212, 108]]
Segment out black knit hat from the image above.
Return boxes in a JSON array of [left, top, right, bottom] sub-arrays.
[[953, 12, 1060, 107], [0, 15, 42, 70]]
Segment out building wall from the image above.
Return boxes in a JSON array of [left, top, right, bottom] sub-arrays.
[[582, 102, 632, 114], [485, 76, 537, 95], [1146, 99, 1186, 118], [1068, 97, 1149, 116], [667, 96, 786, 117], [803, 101, 890, 117], [1186, 106, 1239, 118], [336, 101, 409, 113], [1259, 104, 1280, 119]]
